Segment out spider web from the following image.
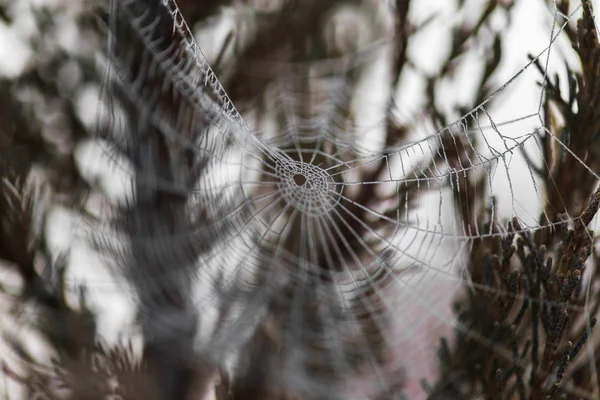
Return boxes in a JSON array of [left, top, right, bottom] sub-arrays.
[[89, 0, 600, 398]]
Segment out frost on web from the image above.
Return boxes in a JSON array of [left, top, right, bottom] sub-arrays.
[[94, 0, 600, 398]]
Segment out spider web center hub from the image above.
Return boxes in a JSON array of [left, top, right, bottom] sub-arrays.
[[276, 158, 339, 217]]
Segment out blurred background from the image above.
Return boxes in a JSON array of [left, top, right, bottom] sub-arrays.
[[1, 0, 600, 399]]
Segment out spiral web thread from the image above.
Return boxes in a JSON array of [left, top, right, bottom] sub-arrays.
[[93, 0, 600, 398]]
